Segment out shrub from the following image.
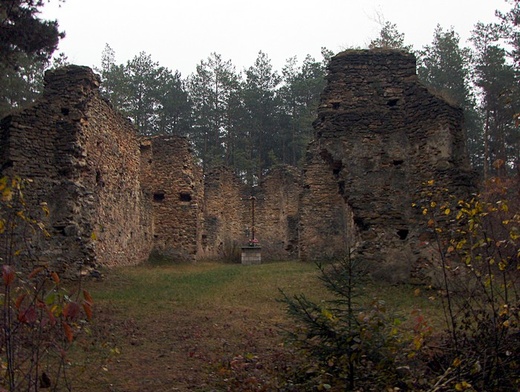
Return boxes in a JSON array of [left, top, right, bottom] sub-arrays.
[[416, 178, 519, 391], [279, 254, 423, 391], [0, 176, 93, 391]]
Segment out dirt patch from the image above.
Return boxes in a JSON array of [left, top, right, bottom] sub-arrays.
[[73, 304, 298, 391]]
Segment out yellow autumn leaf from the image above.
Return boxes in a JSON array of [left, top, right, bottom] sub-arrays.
[[2, 188, 12, 202], [322, 309, 336, 322], [0, 176, 7, 192]]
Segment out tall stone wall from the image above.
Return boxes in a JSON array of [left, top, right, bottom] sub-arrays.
[[142, 135, 204, 261], [0, 58, 475, 278], [202, 166, 248, 260], [254, 166, 301, 260], [299, 146, 356, 260], [300, 49, 475, 282], [0, 66, 153, 274], [201, 165, 302, 261]]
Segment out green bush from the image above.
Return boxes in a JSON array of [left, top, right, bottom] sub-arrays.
[[279, 255, 424, 390]]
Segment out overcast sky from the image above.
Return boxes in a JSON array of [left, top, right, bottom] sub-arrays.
[[41, 0, 511, 77]]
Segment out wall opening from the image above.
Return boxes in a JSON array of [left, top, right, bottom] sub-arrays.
[[153, 191, 165, 202], [95, 170, 105, 187], [179, 192, 192, 202], [338, 180, 345, 195], [397, 229, 409, 240], [354, 216, 370, 231], [387, 98, 399, 107]]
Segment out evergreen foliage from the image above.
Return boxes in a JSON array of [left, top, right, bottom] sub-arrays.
[[0, 0, 65, 118], [0, 2, 518, 181]]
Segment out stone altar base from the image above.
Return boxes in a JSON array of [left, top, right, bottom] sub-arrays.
[[241, 246, 261, 265]]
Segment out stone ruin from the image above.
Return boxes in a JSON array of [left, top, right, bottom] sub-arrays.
[[0, 49, 474, 282], [300, 50, 474, 282]]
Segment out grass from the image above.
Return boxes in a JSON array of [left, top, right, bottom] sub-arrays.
[[63, 261, 443, 391], [91, 261, 323, 312]]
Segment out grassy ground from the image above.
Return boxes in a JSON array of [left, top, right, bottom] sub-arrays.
[[65, 261, 441, 391]]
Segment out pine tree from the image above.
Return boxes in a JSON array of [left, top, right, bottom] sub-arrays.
[[369, 21, 412, 51], [417, 26, 482, 172], [471, 22, 518, 177], [187, 53, 241, 170]]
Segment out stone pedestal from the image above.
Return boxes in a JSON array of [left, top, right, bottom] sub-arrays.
[[241, 246, 261, 265]]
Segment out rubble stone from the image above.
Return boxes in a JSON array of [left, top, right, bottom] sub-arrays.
[[0, 51, 475, 283], [300, 49, 475, 282]]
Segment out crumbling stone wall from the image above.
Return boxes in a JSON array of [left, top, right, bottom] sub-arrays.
[[254, 166, 301, 260], [0, 56, 475, 277], [142, 135, 203, 261], [202, 165, 302, 261], [300, 49, 474, 282], [0, 65, 153, 273], [299, 148, 356, 260], [202, 166, 248, 260]]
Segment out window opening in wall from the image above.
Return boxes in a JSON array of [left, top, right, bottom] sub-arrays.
[[387, 98, 399, 107], [354, 217, 370, 231], [179, 192, 192, 202], [397, 229, 409, 240], [96, 170, 104, 187], [393, 159, 404, 166], [153, 191, 165, 202], [61, 107, 70, 115], [338, 180, 345, 195]]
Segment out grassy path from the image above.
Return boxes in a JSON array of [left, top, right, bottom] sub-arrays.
[[68, 261, 437, 391], [70, 262, 324, 391]]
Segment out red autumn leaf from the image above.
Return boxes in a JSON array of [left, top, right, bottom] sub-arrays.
[[63, 302, 80, 320], [15, 293, 26, 309], [28, 266, 44, 279], [46, 307, 56, 326], [51, 271, 60, 285], [83, 289, 93, 305], [82, 302, 93, 321], [19, 306, 37, 324], [62, 322, 73, 343], [2, 265, 15, 286]]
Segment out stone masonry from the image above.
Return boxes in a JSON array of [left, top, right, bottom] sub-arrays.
[[300, 49, 475, 282], [201, 165, 301, 261], [141, 135, 204, 261], [0, 51, 474, 282], [0, 66, 153, 274]]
